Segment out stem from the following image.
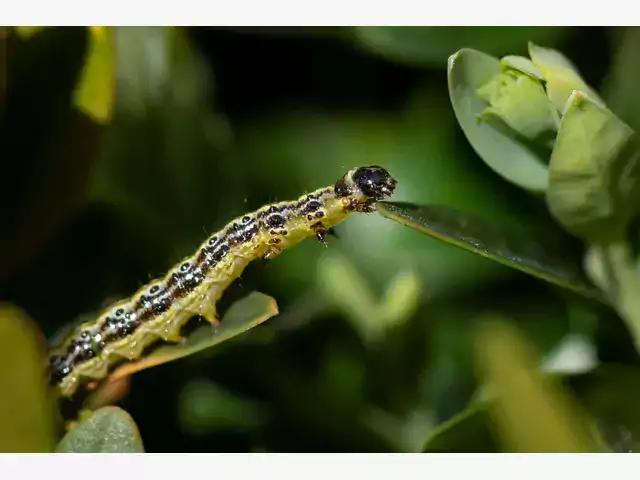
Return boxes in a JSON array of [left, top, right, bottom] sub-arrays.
[[593, 241, 640, 351]]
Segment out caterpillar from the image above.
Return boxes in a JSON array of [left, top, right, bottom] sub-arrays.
[[48, 166, 397, 398]]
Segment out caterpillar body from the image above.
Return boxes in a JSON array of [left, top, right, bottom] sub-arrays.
[[49, 166, 397, 398]]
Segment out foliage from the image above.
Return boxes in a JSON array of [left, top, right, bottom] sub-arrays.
[[2, 26, 640, 453]]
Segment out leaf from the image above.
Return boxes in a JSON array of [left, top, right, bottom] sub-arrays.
[[318, 251, 422, 343], [73, 26, 115, 124], [546, 91, 640, 242], [528, 42, 605, 112], [500, 55, 544, 81], [448, 48, 550, 193], [106, 292, 278, 382], [423, 364, 640, 453], [0, 305, 56, 452], [55, 406, 144, 453], [89, 27, 230, 255], [584, 243, 640, 352], [350, 27, 566, 67], [376, 202, 603, 301], [423, 402, 498, 452], [233, 103, 534, 299], [476, 67, 559, 141], [379, 267, 422, 331], [474, 318, 602, 452], [317, 251, 382, 343], [14, 26, 48, 39]]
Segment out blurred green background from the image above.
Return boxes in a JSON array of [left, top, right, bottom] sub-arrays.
[[2, 26, 639, 453]]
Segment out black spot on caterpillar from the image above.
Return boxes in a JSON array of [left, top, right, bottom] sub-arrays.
[[48, 166, 397, 397]]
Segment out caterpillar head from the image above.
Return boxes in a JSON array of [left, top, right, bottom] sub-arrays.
[[335, 166, 397, 211]]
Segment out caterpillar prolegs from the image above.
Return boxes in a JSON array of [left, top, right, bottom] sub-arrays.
[[48, 166, 397, 397]]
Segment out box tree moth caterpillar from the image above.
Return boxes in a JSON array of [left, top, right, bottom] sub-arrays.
[[49, 166, 397, 398]]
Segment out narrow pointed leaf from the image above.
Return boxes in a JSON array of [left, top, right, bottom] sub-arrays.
[[423, 402, 498, 452], [475, 318, 602, 452], [528, 42, 605, 111], [106, 292, 278, 382], [377, 201, 602, 301], [73, 26, 116, 124]]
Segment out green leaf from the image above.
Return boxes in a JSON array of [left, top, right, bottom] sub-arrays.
[[546, 91, 640, 242], [230, 102, 530, 299], [105, 292, 278, 382], [500, 55, 544, 81], [584, 243, 640, 352], [477, 67, 559, 141], [56, 406, 144, 453], [379, 267, 422, 331], [318, 251, 421, 343], [0, 305, 56, 452], [474, 318, 602, 452], [317, 251, 381, 343], [89, 26, 229, 255], [448, 48, 550, 193], [528, 42, 605, 112], [376, 202, 602, 301], [350, 27, 566, 67], [73, 27, 115, 124], [426, 364, 640, 453], [14, 26, 48, 39], [423, 402, 498, 452]]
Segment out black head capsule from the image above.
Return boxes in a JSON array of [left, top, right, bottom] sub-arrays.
[[352, 166, 397, 200], [334, 165, 397, 204]]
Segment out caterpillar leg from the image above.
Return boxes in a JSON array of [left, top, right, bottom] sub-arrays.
[[192, 298, 221, 327], [188, 306, 220, 327], [356, 200, 376, 213], [263, 245, 283, 261], [85, 360, 110, 379], [201, 310, 221, 327], [156, 313, 191, 343], [311, 222, 330, 246], [116, 333, 155, 360], [71, 359, 110, 390], [177, 284, 222, 327], [59, 374, 81, 398]]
